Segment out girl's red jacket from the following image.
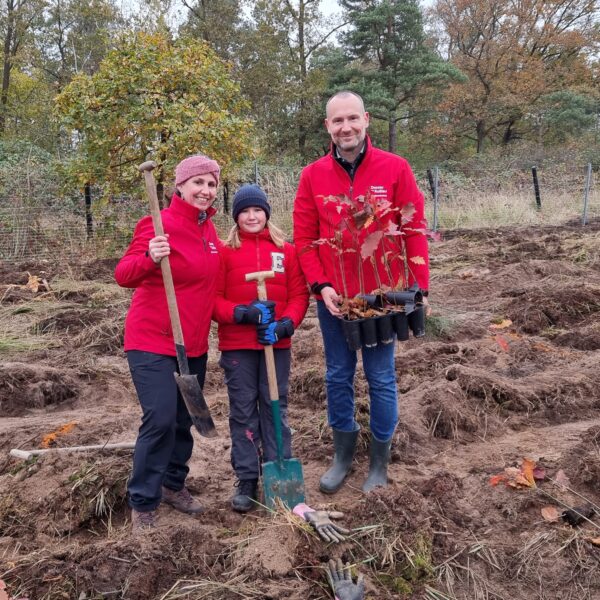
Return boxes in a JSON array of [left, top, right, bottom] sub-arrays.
[[115, 194, 220, 357], [213, 228, 309, 351], [293, 136, 429, 298]]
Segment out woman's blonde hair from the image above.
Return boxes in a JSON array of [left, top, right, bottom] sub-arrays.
[[225, 220, 287, 249]]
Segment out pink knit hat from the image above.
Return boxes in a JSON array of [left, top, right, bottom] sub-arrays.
[[175, 155, 221, 187]]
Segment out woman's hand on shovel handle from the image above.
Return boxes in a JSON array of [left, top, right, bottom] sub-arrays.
[[148, 234, 170, 264]]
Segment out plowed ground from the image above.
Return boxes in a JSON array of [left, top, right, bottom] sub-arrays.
[[1, 220, 599, 599]]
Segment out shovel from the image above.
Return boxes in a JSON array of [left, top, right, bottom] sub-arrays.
[[245, 270, 305, 509], [139, 160, 217, 438]]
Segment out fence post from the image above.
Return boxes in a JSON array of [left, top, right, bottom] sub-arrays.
[[582, 163, 592, 226], [432, 166, 440, 231], [84, 182, 93, 239], [531, 166, 542, 210]]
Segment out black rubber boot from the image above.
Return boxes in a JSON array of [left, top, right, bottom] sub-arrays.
[[231, 479, 258, 513], [319, 428, 359, 494], [362, 436, 392, 492]]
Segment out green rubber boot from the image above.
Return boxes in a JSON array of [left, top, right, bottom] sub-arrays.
[[362, 436, 392, 493], [319, 428, 359, 494]]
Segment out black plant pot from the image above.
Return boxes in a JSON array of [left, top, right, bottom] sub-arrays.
[[376, 314, 394, 345], [384, 289, 423, 310], [392, 311, 409, 342], [408, 306, 425, 338], [360, 317, 378, 348], [358, 294, 384, 309], [341, 318, 363, 351]]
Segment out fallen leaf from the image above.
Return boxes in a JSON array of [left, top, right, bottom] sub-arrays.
[[541, 506, 560, 522], [521, 458, 536, 487], [489, 319, 513, 330], [588, 537, 600, 546], [489, 474, 507, 486], [410, 256, 426, 265], [533, 466, 546, 481], [495, 334, 509, 352]]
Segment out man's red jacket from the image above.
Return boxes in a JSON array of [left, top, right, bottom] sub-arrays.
[[293, 137, 429, 298], [115, 194, 220, 357], [213, 228, 309, 351]]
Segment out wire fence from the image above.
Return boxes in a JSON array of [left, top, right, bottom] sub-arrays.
[[0, 162, 598, 262]]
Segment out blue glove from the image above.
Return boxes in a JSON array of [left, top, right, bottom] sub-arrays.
[[257, 318, 294, 345], [234, 300, 275, 325]]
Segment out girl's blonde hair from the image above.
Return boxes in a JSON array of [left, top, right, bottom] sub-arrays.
[[225, 220, 287, 249]]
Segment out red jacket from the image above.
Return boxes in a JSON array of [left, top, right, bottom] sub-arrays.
[[293, 137, 429, 298], [213, 228, 309, 351], [115, 194, 220, 357]]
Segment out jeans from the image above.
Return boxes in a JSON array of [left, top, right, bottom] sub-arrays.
[[127, 350, 207, 512], [220, 349, 292, 480], [317, 301, 398, 441]]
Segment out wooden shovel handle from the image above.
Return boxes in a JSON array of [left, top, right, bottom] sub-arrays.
[[245, 270, 277, 400], [139, 162, 186, 354]]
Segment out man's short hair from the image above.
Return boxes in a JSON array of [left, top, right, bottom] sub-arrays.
[[325, 91, 366, 116]]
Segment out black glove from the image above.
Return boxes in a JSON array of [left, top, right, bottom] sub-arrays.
[[305, 510, 349, 543], [233, 300, 275, 325], [257, 317, 294, 345], [327, 558, 365, 600]]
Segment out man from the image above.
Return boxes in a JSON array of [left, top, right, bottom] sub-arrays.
[[293, 90, 429, 494]]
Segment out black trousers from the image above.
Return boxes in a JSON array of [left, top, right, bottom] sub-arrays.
[[219, 348, 291, 480], [126, 350, 207, 512]]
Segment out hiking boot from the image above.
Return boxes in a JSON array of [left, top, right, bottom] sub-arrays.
[[162, 486, 204, 515], [231, 479, 258, 513], [362, 435, 392, 493], [131, 508, 157, 532], [319, 427, 359, 494]]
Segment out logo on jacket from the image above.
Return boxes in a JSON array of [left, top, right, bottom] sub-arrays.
[[208, 241, 218, 254], [271, 252, 285, 273], [370, 185, 388, 201]]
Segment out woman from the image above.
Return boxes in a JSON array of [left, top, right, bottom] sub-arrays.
[[115, 155, 221, 532], [212, 184, 308, 512]]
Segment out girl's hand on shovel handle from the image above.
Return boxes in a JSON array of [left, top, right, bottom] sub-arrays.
[[148, 234, 170, 264]]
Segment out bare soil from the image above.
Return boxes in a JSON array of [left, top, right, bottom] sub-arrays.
[[1, 222, 600, 599]]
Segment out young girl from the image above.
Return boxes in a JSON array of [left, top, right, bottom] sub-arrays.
[[213, 184, 309, 512]]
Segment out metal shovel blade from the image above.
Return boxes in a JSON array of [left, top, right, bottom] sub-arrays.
[[174, 372, 217, 438], [262, 457, 305, 509]]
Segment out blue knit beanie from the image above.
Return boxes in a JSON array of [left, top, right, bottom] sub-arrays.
[[232, 184, 271, 222]]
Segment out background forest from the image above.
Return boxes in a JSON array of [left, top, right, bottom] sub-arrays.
[[0, 0, 598, 207]]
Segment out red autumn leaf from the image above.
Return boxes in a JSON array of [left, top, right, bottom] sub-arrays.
[[533, 466, 546, 481], [400, 203, 416, 223], [409, 256, 426, 265], [360, 231, 383, 259], [489, 474, 507, 486], [495, 334, 510, 352]]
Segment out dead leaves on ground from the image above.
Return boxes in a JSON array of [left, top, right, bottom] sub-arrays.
[[490, 457, 542, 489], [41, 420, 78, 448]]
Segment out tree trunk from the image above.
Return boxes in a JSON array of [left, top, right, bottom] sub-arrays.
[[476, 120, 486, 153], [388, 115, 397, 154], [0, 0, 16, 134]]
